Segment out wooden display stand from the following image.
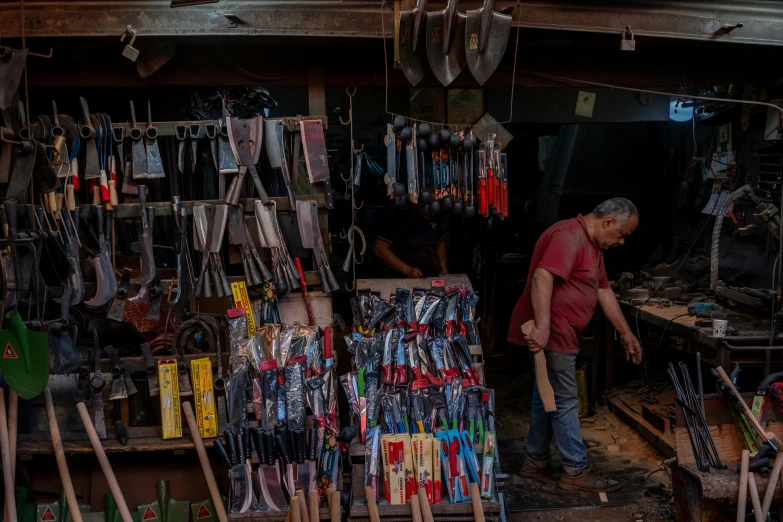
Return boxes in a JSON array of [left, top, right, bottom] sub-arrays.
[[672, 394, 783, 520], [348, 276, 502, 522]]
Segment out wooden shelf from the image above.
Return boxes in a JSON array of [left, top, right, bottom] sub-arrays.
[[348, 499, 500, 518], [229, 508, 331, 521], [75, 194, 326, 219], [17, 427, 220, 455]]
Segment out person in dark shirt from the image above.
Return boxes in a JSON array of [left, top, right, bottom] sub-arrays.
[[373, 202, 448, 278]]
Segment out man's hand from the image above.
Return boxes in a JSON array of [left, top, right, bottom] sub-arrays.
[[524, 325, 550, 353], [405, 266, 424, 279], [620, 331, 643, 364]]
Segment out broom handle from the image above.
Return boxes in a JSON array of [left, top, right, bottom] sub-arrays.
[[4, 390, 18, 522], [182, 401, 228, 522], [44, 389, 83, 522], [0, 388, 18, 522], [75, 402, 134, 522]]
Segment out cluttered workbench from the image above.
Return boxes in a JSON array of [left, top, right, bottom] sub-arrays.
[[619, 301, 783, 370]]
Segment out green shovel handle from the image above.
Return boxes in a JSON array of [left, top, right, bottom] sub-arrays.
[[7, 310, 30, 373]]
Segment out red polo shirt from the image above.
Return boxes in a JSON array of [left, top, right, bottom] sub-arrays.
[[507, 215, 609, 354]]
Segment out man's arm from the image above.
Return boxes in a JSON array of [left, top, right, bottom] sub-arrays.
[[597, 287, 642, 364], [374, 239, 423, 278], [436, 239, 448, 275], [524, 268, 555, 353]]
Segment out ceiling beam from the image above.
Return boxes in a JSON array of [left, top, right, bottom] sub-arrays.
[[1, 1, 783, 46]]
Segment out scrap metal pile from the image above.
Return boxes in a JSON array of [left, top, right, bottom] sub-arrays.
[[343, 284, 499, 511], [385, 119, 508, 219]]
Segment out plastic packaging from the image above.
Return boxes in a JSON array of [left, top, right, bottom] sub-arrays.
[[284, 358, 306, 431], [257, 324, 281, 362], [279, 324, 296, 368], [228, 309, 248, 370]]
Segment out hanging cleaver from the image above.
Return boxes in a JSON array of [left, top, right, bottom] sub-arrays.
[[145, 101, 165, 178], [299, 118, 333, 209], [264, 119, 296, 209]]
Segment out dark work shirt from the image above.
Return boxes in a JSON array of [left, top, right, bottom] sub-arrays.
[[376, 205, 446, 277]]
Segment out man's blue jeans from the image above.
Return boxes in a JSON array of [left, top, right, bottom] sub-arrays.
[[526, 350, 588, 476]]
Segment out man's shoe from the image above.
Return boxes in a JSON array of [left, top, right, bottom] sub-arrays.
[[521, 458, 552, 476], [558, 467, 621, 492]]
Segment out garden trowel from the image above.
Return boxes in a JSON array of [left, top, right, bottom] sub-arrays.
[[398, 0, 429, 86], [426, 0, 467, 86], [0, 310, 49, 400], [465, 0, 512, 85], [137, 481, 189, 522]]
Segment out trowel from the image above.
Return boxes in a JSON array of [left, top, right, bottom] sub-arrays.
[[398, 0, 429, 86], [465, 0, 512, 85], [137, 481, 189, 522], [426, 0, 467, 86], [129, 101, 147, 179], [145, 102, 165, 178], [0, 310, 49, 400]]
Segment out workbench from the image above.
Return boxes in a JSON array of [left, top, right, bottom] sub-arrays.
[[619, 300, 781, 370]]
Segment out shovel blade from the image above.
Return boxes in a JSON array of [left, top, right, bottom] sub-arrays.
[[465, 9, 512, 85], [426, 11, 467, 86], [0, 312, 50, 399], [399, 11, 427, 86]]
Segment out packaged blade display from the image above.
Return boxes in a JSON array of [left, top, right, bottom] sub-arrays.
[[159, 359, 182, 439]]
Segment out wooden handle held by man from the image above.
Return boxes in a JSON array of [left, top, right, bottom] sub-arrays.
[[521, 320, 557, 412]]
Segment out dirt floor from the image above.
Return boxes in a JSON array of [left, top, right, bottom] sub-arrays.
[[485, 350, 675, 521]]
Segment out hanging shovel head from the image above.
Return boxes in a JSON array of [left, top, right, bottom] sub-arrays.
[[398, 0, 429, 86], [426, 0, 468, 86], [0, 47, 27, 111], [0, 310, 50, 399], [48, 322, 82, 375], [465, 0, 512, 86]]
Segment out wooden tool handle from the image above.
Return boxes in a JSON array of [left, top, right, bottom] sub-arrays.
[[76, 402, 134, 522], [409, 490, 422, 522], [365, 486, 380, 522], [45, 389, 84, 522], [761, 451, 783, 515], [55, 193, 64, 220], [470, 483, 486, 522], [296, 490, 309, 522], [416, 487, 430, 522], [109, 180, 119, 206], [716, 366, 783, 448], [66, 184, 76, 211], [308, 490, 319, 522], [738, 450, 749, 522], [182, 401, 228, 522], [0, 388, 18, 522], [521, 320, 557, 412], [748, 471, 764, 522], [329, 489, 341, 522], [289, 498, 300, 522], [4, 389, 18, 522], [92, 185, 101, 205]]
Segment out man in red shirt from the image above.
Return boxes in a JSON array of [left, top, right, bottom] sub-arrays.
[[508, 197, 642, 493]]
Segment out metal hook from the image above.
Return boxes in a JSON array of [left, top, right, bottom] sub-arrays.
[[0, 129, 21, 146], [338, 113, 351, 126], [0, 44, 52, 59], [344, 280, 355, 292], [354, 199, 364, 211]]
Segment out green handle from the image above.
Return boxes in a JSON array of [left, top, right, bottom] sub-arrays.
[[468, 419, 475, 442], [357, 369, 365, 397], [478, 420, 485, 446], [7, 310, 30, 373]]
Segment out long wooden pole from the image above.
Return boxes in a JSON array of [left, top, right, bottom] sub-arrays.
[[44, 389, 83, 522], [738, 450, 749, 522], [75, 402, 134, 522], [181, 401, 228, 522], [761, 451, 783, 515], [4, 390, 18, 522], [0, 388, 17, 522], [748, 471, 764, 522]]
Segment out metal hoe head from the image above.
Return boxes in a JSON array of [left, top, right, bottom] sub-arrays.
[[426, 0, 467, 86], [398, 0, 429, 86], [465, 0, 512, 86]]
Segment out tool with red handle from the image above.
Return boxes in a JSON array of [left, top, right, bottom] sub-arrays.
[[294, 258, 315, 326], [477, 145, 488, 216]]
